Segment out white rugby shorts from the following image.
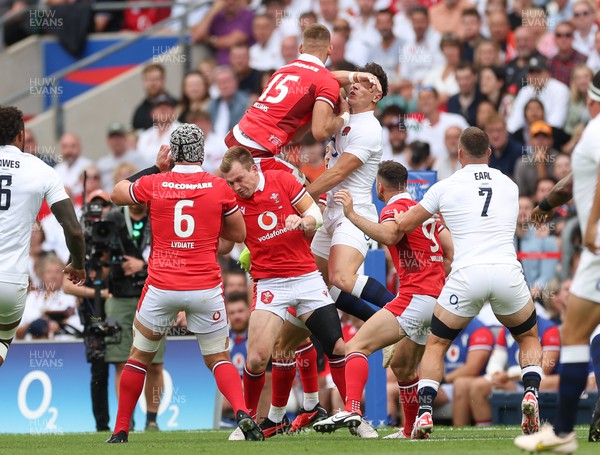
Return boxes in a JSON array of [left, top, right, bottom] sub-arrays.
[[311, 205, 377, 260], [570, 248, 600, 304], [438, 264, 531, 318]]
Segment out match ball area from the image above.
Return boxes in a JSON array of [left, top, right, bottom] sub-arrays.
[[0, 426, 597, 454]]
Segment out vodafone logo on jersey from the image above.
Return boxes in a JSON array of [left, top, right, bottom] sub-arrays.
[[212, 311, 221, 321], [258, 211, 278, 231], [261, 291, 274, 304]]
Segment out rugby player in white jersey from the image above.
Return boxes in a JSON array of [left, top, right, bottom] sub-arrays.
[[395, 126, 544, 439], [0, 106, 86, 366], [515, 72, 600, 453]]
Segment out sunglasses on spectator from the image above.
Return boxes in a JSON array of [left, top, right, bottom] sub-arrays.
[[555, 32, 573, 38], [574, 10, 590, 17]]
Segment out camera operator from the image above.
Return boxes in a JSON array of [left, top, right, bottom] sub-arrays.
[[102, 196, 165, 432], [63, 189, 114, 432]]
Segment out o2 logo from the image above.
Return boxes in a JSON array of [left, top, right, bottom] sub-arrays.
[[18, 371, 59, 432], [449, 294, 459, 311], [138, 369, 184, 428]]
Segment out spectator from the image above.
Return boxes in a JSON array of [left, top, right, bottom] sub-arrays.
[[223, 268, 248, 295], [298, 135, 326, 183], [229, 44, 262, 98], [564, 63, 592, 134], [507, 57, 570, 133], [23, 130, 55, 167], [485, 114, 525, 179], [572, 0, 598, 56], [380, 105, 410, 164], [549, 21, 587, 86], [317, 0, 346, 32], [54, 132, 92, 197], [392, 0, 420, 43], [586, 29, 600, 73], [399, 6, 444, 85], [456, 315, 560, 426], [545, 278, 571, 324], [406, 140, 433, 170], [511, 98, 571, 150], [514, 120, 560, 197], [422, 33, 462, 102], [547, 0, 573, 32], [207, 66, 250, 142], [473, 39, 502, 69], [280, 35, 299, 64], [406, 87, 469, 159], [122, 1, 170, 32], [327, 32, 356, 71], [437, 317, 494, 422], [225, 291, 250, 378], [525, 6, 558, 59], [368, 9, 403, 77], [136, 94, 181, 168], [478, 66, 513, 118], [175, 71, 211, 123], [505, 26, 546, 92], [486, 10, 515, 63], [429, 0, 475, 36], [191, 0, 254, 65], [552, 152, 572, 181], [460, 7, 483, 62], [16, 254, 82, 340], [131, 64, 176, 131], [186, 111, 227, 176], [515, 195, 560, 291], [433, 125, 462, 179], [475, 99, 498, 129], [249, 13, 284, 71], [97, 123, 137, 193], [331, 17, 369, 66], [447, 62, 482, 126], [346, 0, 379, 66], [263, 0, 300, 40]]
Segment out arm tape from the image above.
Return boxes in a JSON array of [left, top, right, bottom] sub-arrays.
[[126, 165, 161, 183], [302, 202, 323, 230]]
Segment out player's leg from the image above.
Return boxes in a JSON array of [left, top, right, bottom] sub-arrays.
[[145, 339, 166, 431], [314, 308, 402, 433], [590, 325, 600, 442], [491, 264, 543, 435], [0, 281, 28, 367], [468, 376, 501, 426], [312, 222, 378, 322]]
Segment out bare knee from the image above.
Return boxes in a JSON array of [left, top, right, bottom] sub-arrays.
[[203, 351, 230, 371], [246, 351, 270, 372], [332, 338, 345, 357], [329, 272, 355, 294], [391, 362, 415, 382]]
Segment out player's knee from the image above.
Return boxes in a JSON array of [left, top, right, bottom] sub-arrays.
[[430, 314, 462, 342], [329, 272, 354, 294], [132, 325, 162, 353], [390, 362, 414, 382], [246, 351, 269, 372], [331, 337, 345, 357], [304, 306, 344, 357]]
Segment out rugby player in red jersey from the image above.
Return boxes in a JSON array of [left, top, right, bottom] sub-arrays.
[[106, 125, 262, 443], [220, 146, 347, 439], [313, 161, 453, 437]]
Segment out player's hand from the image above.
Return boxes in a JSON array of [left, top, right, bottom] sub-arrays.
[[285, 214, 304, 231], [156, 144, 172, 172], [333, 190, 354, 217], [122, 255, 146, 276], [393, 209, 407, 225], [338, 94, 349, 115], [364, 72, 382, 94], [583, 222, 600, 254], [63, 263, 86, 286], [100, 289, 113, 300], [531, 206, 554, 228]]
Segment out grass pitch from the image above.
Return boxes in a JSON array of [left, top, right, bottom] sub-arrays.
[[0, 426, 595, 454]]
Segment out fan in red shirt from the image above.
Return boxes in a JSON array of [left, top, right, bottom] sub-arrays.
[[220, 146, 347, 438], [225, 23, 381, 182], [106, 125, 263, 443], [313, 160, 453, 437]]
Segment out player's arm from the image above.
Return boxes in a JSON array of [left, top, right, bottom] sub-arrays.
[[221, 210, 246, 243], [311, 100, 348, 142], [112, 145, 171, 206], [50, 199, 86, 285], [583, 167, 600, 254], [331, 70, 383, 93], [286, 192, 323, 234], [306, 152, 363, 200], [334, 190, 403, 245], [218, 238, 235, 255], [438, 227, 453, 276], [532, 172, 573, 226], [394, 204, 434, 233]]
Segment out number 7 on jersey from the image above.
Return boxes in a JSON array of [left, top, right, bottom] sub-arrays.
[[478, 187, 492, 217]]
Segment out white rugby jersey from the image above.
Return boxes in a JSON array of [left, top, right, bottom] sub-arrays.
[[0, 145, 69, 285], [326, 111, 382, 209], [571, 114, 600, 239], [419, 163, 520, 271]]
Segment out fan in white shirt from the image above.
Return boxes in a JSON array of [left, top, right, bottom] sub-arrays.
[[54, 132, 92, 197], [137, 95, 181, 168]]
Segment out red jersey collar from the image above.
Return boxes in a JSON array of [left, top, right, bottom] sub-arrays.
[[172, 164, 204, 173], [297, 53, 325, 68], [388, 192, 412, 204]]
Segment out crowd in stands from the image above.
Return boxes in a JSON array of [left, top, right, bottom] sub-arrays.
[[7, 0, 600, 427]]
